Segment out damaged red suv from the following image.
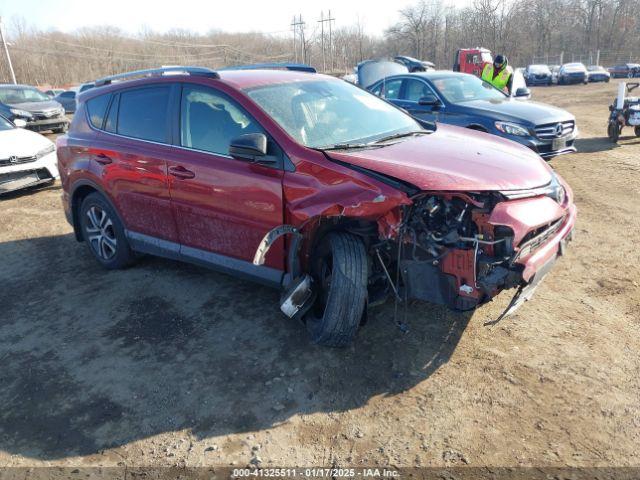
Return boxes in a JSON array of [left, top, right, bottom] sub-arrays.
[[57, 66, 576, 347]]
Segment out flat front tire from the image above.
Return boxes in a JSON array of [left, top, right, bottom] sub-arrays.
[[80, 192, 135, 269], [305, 233, 368, 347]]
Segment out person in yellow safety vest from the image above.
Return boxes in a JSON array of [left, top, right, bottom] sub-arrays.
[[481, 55, 514, 94]]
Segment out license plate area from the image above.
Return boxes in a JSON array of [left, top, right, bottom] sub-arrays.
[[552, 137, 567, 151]]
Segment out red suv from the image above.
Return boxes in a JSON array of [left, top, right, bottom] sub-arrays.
[[57, 66, 576, 347]]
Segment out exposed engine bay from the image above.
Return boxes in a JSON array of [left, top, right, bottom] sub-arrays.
[[373, 193, 523, 311]]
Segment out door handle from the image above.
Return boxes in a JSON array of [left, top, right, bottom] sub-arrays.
[[94, 153, 112, 165], [168, 165, 195, 179]]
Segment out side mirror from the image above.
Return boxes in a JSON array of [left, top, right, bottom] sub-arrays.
[[418, 95, 440, 106], [13, 118, 27, 128], [514, 87, 531, 98], [229, 133, 272, 162]]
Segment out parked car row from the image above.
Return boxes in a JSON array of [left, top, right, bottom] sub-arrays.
[[524, 62, 612, 86], [51, 64, 576, 347]]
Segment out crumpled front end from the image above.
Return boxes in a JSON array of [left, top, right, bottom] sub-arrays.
[[390, 175, 576, 311]]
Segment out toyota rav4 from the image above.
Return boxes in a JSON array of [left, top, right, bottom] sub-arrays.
[[56, 66, 576, 347]]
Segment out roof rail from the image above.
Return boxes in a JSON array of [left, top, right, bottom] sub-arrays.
[[220, 63, 316, 73], [95, 66, 219, 87]]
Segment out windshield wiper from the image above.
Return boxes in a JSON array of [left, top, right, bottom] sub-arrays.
[[321, 142, 375, 151], [371, 130, 431, 144]]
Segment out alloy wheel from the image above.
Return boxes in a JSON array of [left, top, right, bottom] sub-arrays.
[[85, 205, 117, 260]]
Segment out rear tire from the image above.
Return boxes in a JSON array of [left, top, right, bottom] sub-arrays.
[[305, 233, 368, 347], [80, 192, 135, 269]]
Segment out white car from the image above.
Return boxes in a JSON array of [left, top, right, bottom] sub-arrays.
[[0, 116, 59, 195]]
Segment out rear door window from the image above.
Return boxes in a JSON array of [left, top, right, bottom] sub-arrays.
[[86, 94, 111, 129], [117, 86, 171, 143]]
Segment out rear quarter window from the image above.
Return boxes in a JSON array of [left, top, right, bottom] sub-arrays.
[[116, 86, 171, 143], [86, 94, 111, 129]]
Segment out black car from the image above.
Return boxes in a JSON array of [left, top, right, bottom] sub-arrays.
[[0, 84, 69, 133], [557, 63, 588, 85], [524, 64, 553, 86], [53, 90, 77, 113], [368, 71, 578, 159]]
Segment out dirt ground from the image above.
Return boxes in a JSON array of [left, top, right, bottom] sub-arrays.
[[0, 80, 638, 470]]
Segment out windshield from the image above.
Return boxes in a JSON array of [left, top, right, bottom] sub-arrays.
[[587, 66, 604, 71], [562, 63, 585, 72], [0, 115, 14, 131], [432, 75, 507, 103], [245, 79, 420, 149], [0, 87, 50, 104], [528, 65, 550, 74]]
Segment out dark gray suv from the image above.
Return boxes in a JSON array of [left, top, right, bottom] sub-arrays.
[[0, 84, 69, 133]]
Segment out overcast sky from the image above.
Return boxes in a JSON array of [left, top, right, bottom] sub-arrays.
[[0, 0, 471, 37]]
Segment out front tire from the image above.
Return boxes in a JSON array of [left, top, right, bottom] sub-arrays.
[[53, 124, 68, 134], [305, 233, 368, 347], [607, 122, 620, 143], [80, 192, 135, 269], [635, 126, 640, 137]]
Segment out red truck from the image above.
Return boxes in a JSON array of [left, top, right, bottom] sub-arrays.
[[454, 48, 493, 76]]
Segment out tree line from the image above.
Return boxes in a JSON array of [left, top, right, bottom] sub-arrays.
[[1, 0, 639, 87]]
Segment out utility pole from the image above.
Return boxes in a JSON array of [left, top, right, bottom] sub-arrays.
[[328, 10, 333, 71], [291, 15, 306, 63], [291, 15, 298, 62], [319, 11, 325, 72], [0, 17, 17, 84], [318, 10, 335, 73]]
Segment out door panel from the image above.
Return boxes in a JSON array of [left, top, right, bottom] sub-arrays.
[[92, 86, 179, 242], [167, 84, 285, 270], [98, 135, 179, 243]]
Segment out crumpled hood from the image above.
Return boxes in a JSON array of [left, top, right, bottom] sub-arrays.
[[327, 124, 553, 191], [0, 128, 53, 157]]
